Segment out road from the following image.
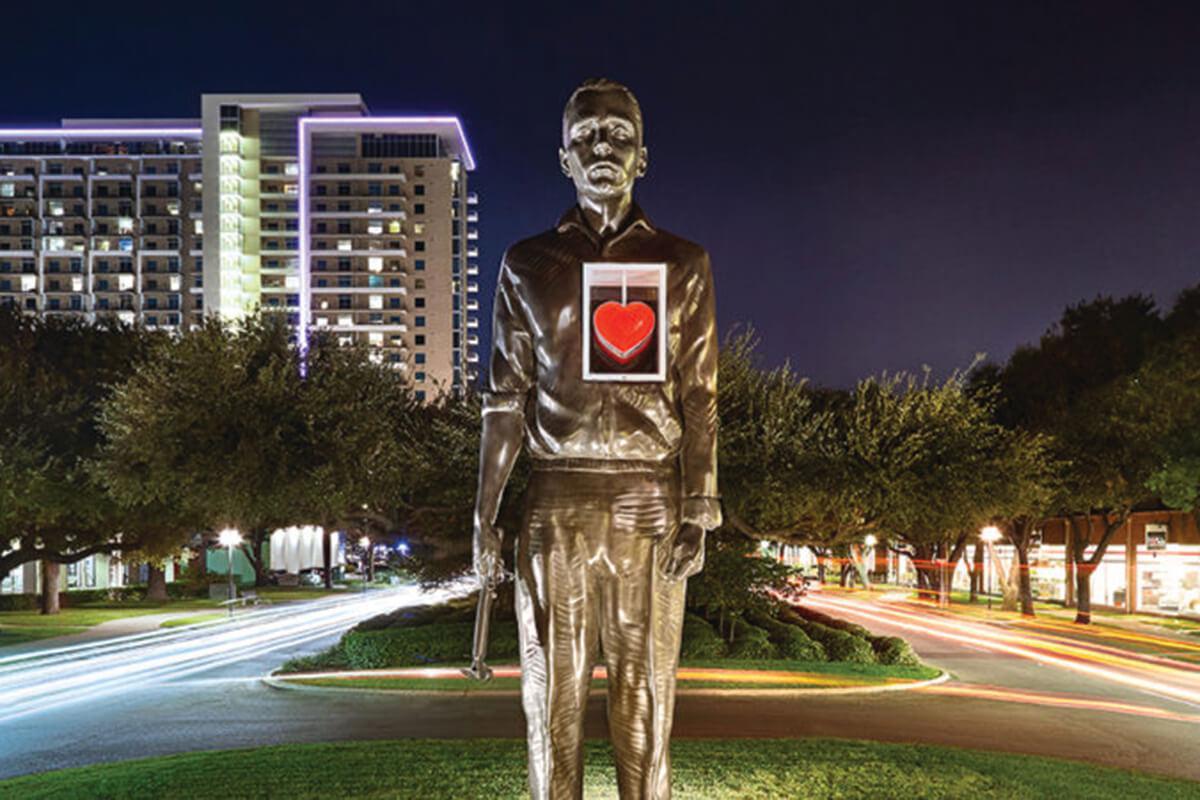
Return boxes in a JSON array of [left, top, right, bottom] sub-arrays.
[[2, 587, 1199, 782]]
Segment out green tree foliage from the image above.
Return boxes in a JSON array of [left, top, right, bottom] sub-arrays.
[[0, 309, 172, 612]]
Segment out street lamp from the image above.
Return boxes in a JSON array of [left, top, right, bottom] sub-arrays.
[[217, 528, 242, 615], [980, 526, 1003, 612], [359, 535, 371, 592]]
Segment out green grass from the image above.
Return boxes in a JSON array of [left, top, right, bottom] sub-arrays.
[[159, 613, 227, 629], [1, 739, 1194, 799], [286, 659, 941, 692]]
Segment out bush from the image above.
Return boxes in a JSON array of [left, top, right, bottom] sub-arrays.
[[871, 635, 921, 666], [773, 626, 827, 661], [280, 646, 349, 673], [680, 613, 727, 659], [341, 621, 520, 669], [792, 620, 877, 664], [0, 594, 39, 611], [746, 610, 827, 662], [787, 603, 872, 638], [728, 623, 775, 660]]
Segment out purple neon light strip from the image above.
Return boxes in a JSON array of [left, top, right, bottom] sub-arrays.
[[295, 114, 475, 367], [298, 116, 475, 171], [0, 128, 202, 139]]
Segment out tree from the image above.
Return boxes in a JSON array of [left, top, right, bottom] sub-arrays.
[[98, 314, 312, 587], [988, 295, 1167, 623], [687, 530, 791, 642], [0, 309, 175, 613]]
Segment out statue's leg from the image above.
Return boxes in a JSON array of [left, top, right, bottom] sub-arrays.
[[600, 471, 685, 800], [516, 472, 601, 800]]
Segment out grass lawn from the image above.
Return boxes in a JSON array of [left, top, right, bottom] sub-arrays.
[[1, 738, 1194, 799], [286, 660, 941, 692], [159, 613, 227, 629]]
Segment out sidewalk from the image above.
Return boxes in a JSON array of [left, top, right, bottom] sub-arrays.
[[0, 611, 202, 656]]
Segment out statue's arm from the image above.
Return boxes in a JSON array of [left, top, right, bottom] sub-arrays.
[[677, 251, 722, 532], [473, 257, 533, 578]]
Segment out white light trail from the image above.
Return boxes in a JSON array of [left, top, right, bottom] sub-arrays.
[[0, 585, 456, 724], [804, 594, 1200, 708]]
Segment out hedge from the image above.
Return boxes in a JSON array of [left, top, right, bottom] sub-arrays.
[[746, 611, 827, 661], [870, 635, 922, 666], [680, 613, 727, 659], [728, 623, 775, 660], [341, 621, 520, 669]]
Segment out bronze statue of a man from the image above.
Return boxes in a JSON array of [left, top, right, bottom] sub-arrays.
[[473, 77, 720, 800]]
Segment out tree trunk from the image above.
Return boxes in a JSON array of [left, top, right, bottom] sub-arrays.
[[1015, 542, 1034, 617], [241, 529, 271, 587], [40, 560, 61, 615], [1074, 568, 1092, 625], [323, 529, 334, 589], [146, 563, 168, 602], [970, 541, 984, 602]]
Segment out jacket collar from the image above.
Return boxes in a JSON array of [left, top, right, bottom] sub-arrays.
[[556, 202, 655, 244]]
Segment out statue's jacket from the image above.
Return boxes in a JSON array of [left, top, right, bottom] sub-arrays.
[[484, 203, 721, 531]]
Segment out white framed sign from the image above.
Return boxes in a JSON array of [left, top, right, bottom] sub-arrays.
[[1145, 523, 1168, 551], [581, 262, 667, 382]]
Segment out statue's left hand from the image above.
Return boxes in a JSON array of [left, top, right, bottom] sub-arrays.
[[659, 522, 706, 581]]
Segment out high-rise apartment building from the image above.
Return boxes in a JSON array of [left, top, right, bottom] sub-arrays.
[[0, 93, 478, 396]]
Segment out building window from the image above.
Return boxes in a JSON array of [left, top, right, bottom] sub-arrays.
[[415, 315, 426, 327], [414, 184, 425, 196], [415, 260, 426, 271], [415, 334, 425, 345], [415, 371, 426, 382], [414, 203, 425, 215], [415, 241, 426, 252], [415, 352, 426, 364], [414, 297, 425, 308]]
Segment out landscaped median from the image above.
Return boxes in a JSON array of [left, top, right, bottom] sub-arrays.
[[2, 738, 1196, 800], [271, 659, 944, 694], [272, 595, 943, 695]]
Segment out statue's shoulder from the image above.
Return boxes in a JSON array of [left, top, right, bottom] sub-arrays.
[[650, 226, 712, 276], [501, 228, 564, 275]]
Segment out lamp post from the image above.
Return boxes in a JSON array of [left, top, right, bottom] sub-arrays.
[[980, 526, 1002, 612], [863, 534, 878, 591], [359, 535, 370, 592], [217, 528, 242, 616]]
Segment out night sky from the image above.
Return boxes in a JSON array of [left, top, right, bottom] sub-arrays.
[[6, 1, 1200, 387]]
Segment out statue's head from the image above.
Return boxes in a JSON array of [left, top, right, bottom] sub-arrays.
[[560, 78, 648, 201]]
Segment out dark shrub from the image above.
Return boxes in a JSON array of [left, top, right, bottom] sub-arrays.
[[870, 635, 921, 666], [747, 610, 827, 662], [729, 623, 775, 660], [342, 621, 520, 669], [680, 613, 727, 659]]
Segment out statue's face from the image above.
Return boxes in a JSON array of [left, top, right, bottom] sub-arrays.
[[560, 89, 647, 200]]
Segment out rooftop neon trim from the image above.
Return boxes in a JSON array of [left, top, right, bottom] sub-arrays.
[[298, 116, 475, 171], [0, 128, 202, 139]]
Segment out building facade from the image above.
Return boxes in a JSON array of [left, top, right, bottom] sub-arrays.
[[1, 94, 478, 596], [0, 92, 479, 397]]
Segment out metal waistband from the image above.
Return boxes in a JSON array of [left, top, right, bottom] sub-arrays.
[[530, 457, 676, 476]]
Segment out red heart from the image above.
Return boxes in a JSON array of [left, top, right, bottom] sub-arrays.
[[593, 300, 656, 365]]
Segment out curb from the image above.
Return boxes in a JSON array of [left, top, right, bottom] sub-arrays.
[[262, 669, 951, 699]]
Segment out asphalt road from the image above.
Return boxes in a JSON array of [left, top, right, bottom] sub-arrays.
[[2, 588, 1199, 782]]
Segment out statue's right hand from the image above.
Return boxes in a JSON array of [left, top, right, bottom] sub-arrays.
[[473, 517, 504, 581]]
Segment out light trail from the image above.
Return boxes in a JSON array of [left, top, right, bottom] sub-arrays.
[[0, 585, 456, 724], [803, 593, 1200, 709], [920, 683, 1200, 725]]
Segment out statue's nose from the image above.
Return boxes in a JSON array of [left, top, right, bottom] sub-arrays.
[[593, 141, 613, 157]]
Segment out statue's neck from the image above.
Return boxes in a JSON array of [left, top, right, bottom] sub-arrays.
[[577, 193, 633, 238]]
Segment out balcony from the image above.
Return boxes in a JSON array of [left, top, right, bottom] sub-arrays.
[[466, 264, 479, 276], [466, 193, 478, 205]]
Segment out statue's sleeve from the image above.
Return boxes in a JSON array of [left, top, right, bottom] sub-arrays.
[[676, 252, 722, 531], [483, 255, 534, 416]]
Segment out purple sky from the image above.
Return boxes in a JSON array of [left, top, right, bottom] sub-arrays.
[[5, 1, 1199, 387]]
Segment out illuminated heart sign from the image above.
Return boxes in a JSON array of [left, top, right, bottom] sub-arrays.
[[593, 300, 656, 365]]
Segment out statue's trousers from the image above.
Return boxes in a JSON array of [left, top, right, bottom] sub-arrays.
[[515, 464, 686, 800]]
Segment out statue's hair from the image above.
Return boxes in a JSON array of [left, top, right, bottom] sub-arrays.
[[563, 78, 643, 135]]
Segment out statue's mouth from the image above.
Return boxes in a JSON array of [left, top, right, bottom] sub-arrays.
[[587, 162, 623, 179]]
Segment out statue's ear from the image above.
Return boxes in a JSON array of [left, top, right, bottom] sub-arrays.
[[559, 147, 571, 178], [637, 146, 649, 178]]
